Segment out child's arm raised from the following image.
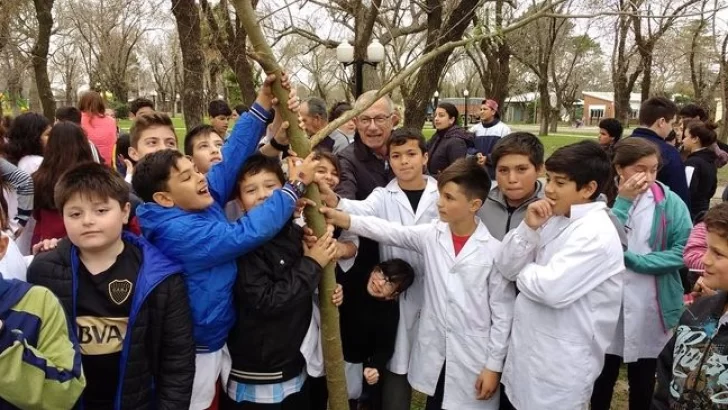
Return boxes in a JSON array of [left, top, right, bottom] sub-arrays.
[[239, 232, 335, 313], [515, 226, 621, 309], [0, 288, 85, 409], [495, 200, 552, 281], [321, 207, 427, 254], [155, 275, 196, 408], [207, 74, 283, 205]]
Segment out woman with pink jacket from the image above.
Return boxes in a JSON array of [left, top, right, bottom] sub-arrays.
[[78, 91, 117, 163]]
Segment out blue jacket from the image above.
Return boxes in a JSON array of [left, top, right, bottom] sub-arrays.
[[631, 128, 691, 207], [137, 103, 298, 352]]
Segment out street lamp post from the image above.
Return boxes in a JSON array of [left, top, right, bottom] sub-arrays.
[[336, 40, 385, 98], [463, 89, 469, 125], [433, 90, 439, 109], [150, 90, 158, 109]]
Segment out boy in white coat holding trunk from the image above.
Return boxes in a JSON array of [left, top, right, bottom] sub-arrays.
[[322, 158, 515, 410], [495, 141, 625, 410], [319, 128, 439, 409]]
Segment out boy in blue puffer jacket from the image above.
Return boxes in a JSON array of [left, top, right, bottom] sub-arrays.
[[132, 74, 318, 410]]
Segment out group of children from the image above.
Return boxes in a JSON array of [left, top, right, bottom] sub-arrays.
[[3, 82, 728, 410]]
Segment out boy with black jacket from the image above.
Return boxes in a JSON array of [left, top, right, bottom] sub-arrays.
[[224, 154, 337, 409], [27, 162, 196, 410], [653, 202, 728, 409]]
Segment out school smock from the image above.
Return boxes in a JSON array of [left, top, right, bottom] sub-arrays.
[[607, 188, 671, 362], [348, 215, 515, 409], [495, 202, 625, 410], [338, 175, 440, 376]]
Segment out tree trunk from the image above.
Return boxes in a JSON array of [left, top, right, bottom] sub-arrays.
[[538, 79, 550, 136], [720, 63, 728, 142], [171, 0, 205, 129], [640, 49, 653, 102], [30, 0, 56, 121], [480, 0, 511, 107], [231, 0, 349, 408], [232, 52, 257, 106], [403, 0, 481, 129]]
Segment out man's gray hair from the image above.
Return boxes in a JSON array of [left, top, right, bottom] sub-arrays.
[[354, 90, 394, 114], [304, 97, 328, 121]]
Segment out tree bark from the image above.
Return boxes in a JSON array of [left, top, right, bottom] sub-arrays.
[[231, 0, 349, 408], [538, 77, 550, 136], [478, 0, 511, 107], [403, 0, 482, 129], [639, 45, 653, 102], [171, 0, 205, 129], [31, 0, 56, 121]]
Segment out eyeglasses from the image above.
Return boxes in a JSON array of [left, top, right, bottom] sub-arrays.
[[358, 115, 392, 126]]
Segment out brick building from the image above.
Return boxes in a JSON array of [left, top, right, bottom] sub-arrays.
[[582, 91, 642, 125]]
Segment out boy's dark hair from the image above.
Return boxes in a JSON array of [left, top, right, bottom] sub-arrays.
[[55, 106, 82, 124], [437, 102, 459, 119], [208, 100, 232, 118], [679, 103, 708, 121], [705, 203, 728, 237], [55, 162, 130, 211], [184, 124, 216, 155], [639, 97, 678, 127], [132, 149, 184, 203], [437, 158, 491, 202], [236, 153, 286, 189], [313, 150, 340, 175], [685, 119, 718, 147], [233, 104, 248, 115], [377, 258, 415, 294], [129, 98, 155, 116], [387, 127, 427, 154], [116, 133, 132, 162], [329, 101, 352, 123], [666, 130, 677, 143], [598, 118, 623, 142], [129, 112, 175, 149], [491, 132, 545, 168], [545, 140, 611, 200]]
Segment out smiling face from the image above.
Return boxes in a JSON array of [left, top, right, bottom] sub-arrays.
[[367, 267, 399, 300], [544, 171, 596, 216], [153, 157, 213, 211], [129, 126, 178, 162], [433, 108, 455, 130], [190, 132, 224, 174], [238, 169, 284, 212], [314, 158, 340, 190], [495, 154, 541, 207], [702, 231, 728, 291], [62, 194, 130, 253], [355, 98, 394, 154], [389, 139, 427, 184]]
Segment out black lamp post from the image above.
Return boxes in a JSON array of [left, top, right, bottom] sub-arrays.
[[336, 40, 385, 98]]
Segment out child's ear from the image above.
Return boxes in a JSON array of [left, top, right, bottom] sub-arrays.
[[421, 152, 429, 166], [152, 192, 176, 208], [128, 146, 141, 162], [121, 202, 131, 224], [580, 180, 598, 200], [536, 164, 545, 176], [470, 198, 484, 213]]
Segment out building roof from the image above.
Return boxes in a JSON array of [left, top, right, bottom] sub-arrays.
[[582, 91, 642, 103]]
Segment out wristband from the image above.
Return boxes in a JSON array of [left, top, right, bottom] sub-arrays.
[[289, 179, 307, 197], [270, 137, 289, 152]]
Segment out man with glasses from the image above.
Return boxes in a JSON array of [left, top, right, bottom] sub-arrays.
[[336, 90, 404, 410]]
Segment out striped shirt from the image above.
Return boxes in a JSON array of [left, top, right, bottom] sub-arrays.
[[0, 158, 33, 226], [226, 371, 306, 404]]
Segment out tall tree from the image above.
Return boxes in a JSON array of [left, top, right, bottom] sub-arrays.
[[171, 0, 205, 128], [469, 0, 512, 108], [200, 0, 257, 106], [402, 0, 485, 129], [30, 0, 55, 120]]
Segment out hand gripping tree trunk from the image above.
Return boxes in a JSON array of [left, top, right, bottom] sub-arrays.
[[230, 0, 349, 408]]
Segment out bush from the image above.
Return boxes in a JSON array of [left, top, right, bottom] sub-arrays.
[[111, 101, 129, 119]]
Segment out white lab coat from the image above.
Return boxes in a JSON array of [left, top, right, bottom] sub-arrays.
[[348, 215, 515, 409], [339, 176, 440, 375], [495, 202, 624, 410]]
